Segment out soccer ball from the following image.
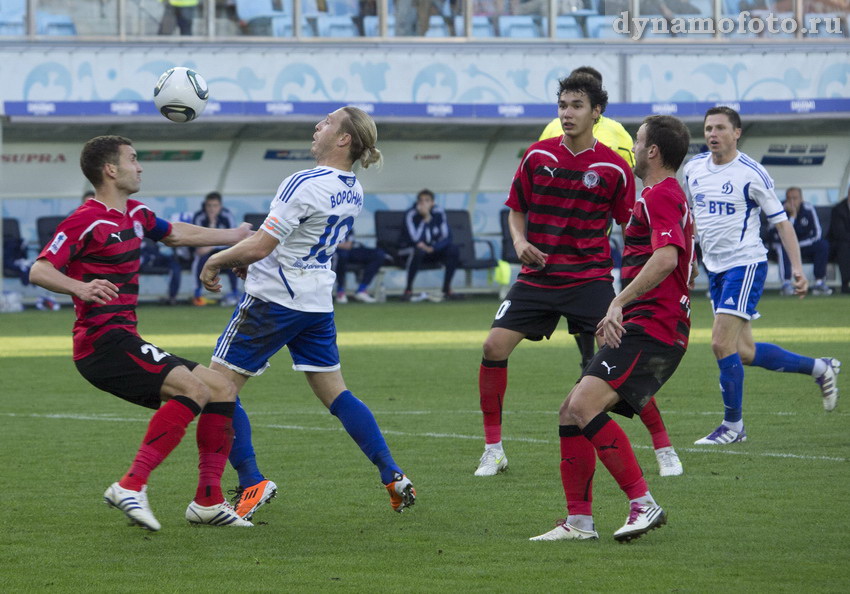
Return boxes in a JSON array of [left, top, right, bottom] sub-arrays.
[[153, 67, 209, 123]]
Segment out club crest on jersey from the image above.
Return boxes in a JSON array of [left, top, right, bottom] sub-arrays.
[[338, 174, 356, 188], [133, 221, 144, 239], [721, 181, 734, 194], [582, 170, 600, 188], [48, 231, 67, 254]]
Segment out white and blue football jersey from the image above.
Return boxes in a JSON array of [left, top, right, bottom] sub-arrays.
[[246, 166, 364, 312], [684, 150, 787, 273]]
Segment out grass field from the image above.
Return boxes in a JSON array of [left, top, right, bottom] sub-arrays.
[[2, 294, 849, 592]]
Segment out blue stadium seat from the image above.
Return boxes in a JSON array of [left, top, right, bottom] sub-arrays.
[[553, 15, 583, 38], [0, 16, 23, 35], [805, 13, 845, 38], [689, 0, 714, 14], [327, 0, 360, 16], [235, 0, 284, 21], [584, 15, 627, 38], [271, 15, 314, 36], [453, 15, 495, 37], [363, 15, 395, 36], [498, 15, 540, 38], [37, 13, 76, 36], [424, 14, 450, 37], [316, 14, 359, 36]]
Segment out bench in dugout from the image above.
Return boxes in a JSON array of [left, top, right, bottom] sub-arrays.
[[374, 209, 497, 294]]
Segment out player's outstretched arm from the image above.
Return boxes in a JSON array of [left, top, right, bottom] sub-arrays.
[[200, 230, 279, 292], [29, 259, 119, 304], [164, 221, 253, 249], [773, 220, 809, 297]]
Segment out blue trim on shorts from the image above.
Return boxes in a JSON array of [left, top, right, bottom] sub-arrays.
[[213, 294, 339, 374], [708, 262, 766, 320]]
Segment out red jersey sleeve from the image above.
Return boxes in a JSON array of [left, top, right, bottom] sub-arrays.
[[505, 144, 536, 213], [37, 212, 91, 271], [646, 180, 688, 253], [610, 158, 636, 226]]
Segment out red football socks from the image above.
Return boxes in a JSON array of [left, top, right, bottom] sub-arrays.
[[479, 359, 508, 444], [120, 397, 199, 491], [583, 413, 648, 501], [194, 402, 235, 506], [639, 397, 672, 450], [558, 425, 596, 516]]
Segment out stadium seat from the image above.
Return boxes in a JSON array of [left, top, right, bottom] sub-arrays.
[[424, 14, 450, 37], [547, 15, 583, 39], [498, 15, 540, 38], [446, 210, 497, 278], [243, 213, 267, 230], [689, 0, 713, 14], [363, 14, 395, 36], [805, 13, 845, 38], [36, 13, 76, 36], [499, 210, 521, 264], [2, 218, 24, 278], [271, 15, 314, 36], [316, 14, 360, 37], [0, 16, 23, 35], [453, 15, 495, 37], [327, 0, 360, 16], [36, 216, 65, 252], [235, 0, 287, 34], [584, 15, 627, 38]]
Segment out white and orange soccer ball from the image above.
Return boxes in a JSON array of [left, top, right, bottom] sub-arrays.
[[153, 67, 209, 123]]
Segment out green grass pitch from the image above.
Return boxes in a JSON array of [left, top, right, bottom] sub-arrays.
[[2, 294, 849, 592]]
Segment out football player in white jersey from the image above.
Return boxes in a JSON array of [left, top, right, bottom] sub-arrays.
[[199, 107, 416, 519], [684, 107, 840, 446]]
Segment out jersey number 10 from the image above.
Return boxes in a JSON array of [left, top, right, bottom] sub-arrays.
[[304, 215, 355, 264]]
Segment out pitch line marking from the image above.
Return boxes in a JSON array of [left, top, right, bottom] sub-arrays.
[[4, 412, 846, 463]]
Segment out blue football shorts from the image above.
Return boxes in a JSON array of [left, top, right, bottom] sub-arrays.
[[212, 293, 340, 375], [707, 261, 767, 321]]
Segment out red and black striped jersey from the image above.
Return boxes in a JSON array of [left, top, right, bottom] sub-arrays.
[[621, 177, 694, 349], [506, 137, 635, 288], [37, 199, 171, 360]]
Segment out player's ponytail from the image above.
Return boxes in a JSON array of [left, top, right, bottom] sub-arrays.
[[341, 106, 383, 170]]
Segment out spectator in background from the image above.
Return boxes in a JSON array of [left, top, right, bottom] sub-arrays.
[[772, 187, 832, 296], [82, 190, 95, 202], [192, 192, 240, 306], [399, 189, 461, 302], [334, 228, 387, 304], [159, 0, 199, 36], [828, 186, 850, 295]]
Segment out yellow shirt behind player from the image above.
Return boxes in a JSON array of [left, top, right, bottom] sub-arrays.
[[539, 115, 635, 167]]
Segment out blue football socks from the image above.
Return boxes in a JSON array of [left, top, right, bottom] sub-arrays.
[[330, 390, 402, 485], [228, 396, 265, 487], [718, 353, 744, 424], [751, 342, 815, 375]]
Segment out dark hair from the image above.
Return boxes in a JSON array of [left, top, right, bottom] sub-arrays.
[[417, 189, 435, 201], [557, 73, 608, 115], [642, 115, 691, 171], [204, 191, 223, 203], [79, 135, 133, 187], [704, 106, 742, 130], [570, 66, 603, 84], [82, 190, 95, 199]]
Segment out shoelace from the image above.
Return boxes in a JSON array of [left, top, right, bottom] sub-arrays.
[[626, 504, 646, 525], [226, 486, 244, 506]]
